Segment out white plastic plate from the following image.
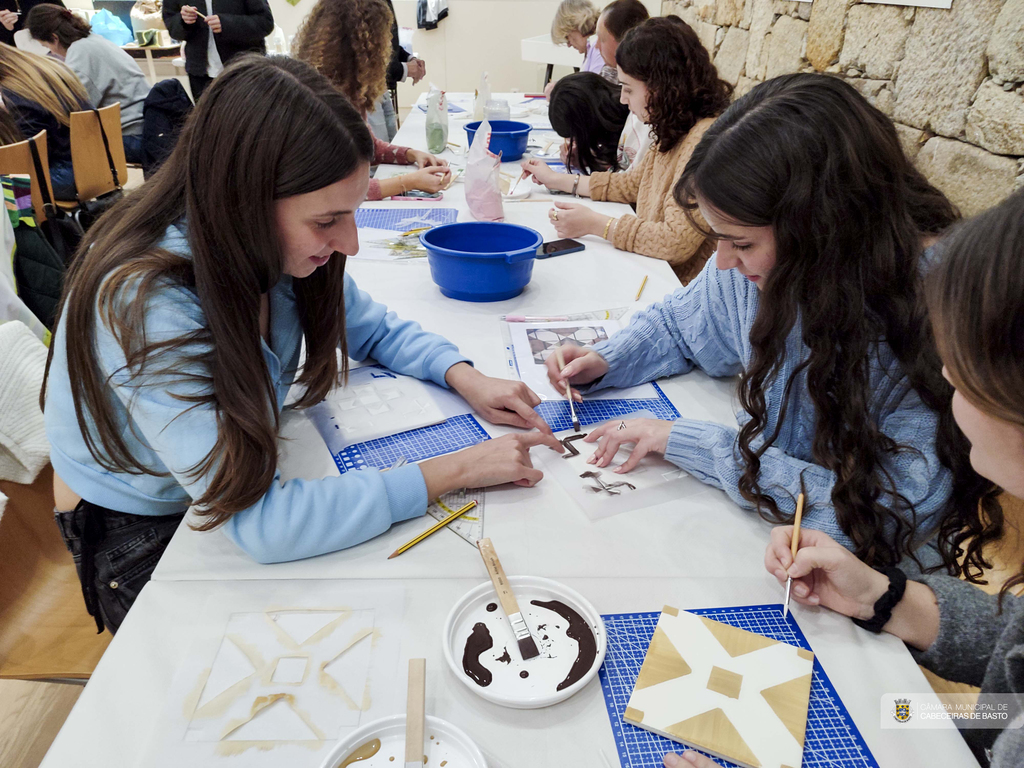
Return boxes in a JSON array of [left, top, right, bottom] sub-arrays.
[[318, 714, 486, 768]]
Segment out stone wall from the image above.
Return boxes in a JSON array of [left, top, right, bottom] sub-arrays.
[[662, 0, 1024, 215]]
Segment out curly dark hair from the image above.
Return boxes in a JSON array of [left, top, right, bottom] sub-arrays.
[[675, 73, 997, 572], [292, 0, 393, 115], [549, 72, 629, 174], [927, 188, 1024, 594], [615, 16, 731, 154]]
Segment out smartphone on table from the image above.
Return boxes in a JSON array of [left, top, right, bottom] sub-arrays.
[[393, 189, 444, 201], [537, 238, 585, 259]]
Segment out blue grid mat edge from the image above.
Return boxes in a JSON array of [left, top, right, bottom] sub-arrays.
[[333, 413, 490, 474], [598, 604, 879, 768], [537, 382, 680, 432]]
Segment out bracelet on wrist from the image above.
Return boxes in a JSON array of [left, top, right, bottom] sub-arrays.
[[602, 217, 613, 240], [852, 566, 907, 634], [571, 174, 581, 198]]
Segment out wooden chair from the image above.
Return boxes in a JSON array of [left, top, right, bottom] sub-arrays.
[[69, 104, 127, 204], [0, 466, 111, 680], [0, 131, 55, 223]]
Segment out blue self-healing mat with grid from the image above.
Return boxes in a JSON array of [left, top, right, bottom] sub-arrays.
[[537, 382, 680, 432], [355, 207, 459, 232], [333, 413, 490, 474], [599, 605, 878, 768]]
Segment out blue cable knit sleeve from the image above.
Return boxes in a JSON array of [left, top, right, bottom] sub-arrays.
[[583, 259, 749, 392]]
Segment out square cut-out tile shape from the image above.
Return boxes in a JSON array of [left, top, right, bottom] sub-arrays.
[[624, 606, 814, 768], [271, 656, 309, 685]]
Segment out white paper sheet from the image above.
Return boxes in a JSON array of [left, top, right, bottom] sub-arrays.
[[305, 366, 448, 454], [537, 412, 705, 521], [143, 581, 405, 767], [506, 320, 658, 402]]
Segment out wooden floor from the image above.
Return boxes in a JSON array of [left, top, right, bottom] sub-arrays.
[[0, 680, 82, 768]]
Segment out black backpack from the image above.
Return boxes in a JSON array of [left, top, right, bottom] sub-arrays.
[[142, 78, 193, 178]]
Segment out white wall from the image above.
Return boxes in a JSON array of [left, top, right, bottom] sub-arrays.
[[269, 0, 660, 110]]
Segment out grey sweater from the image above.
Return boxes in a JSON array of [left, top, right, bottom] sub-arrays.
[[911, 573, 1024, 767], [64, 34, 150, 137]]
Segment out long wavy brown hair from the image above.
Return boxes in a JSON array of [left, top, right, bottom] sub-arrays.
[[0, 43, 88, 127], [41, 55, 374, 530], [927, 188, 1024, 593], [676, 74, 998, 573], [614, 16, 732, 154], [291, 0, 393, 115]]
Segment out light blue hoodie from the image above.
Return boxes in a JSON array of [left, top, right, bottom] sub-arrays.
[[45, 222, 469, 563]]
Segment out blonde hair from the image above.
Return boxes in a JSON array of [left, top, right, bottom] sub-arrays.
[[292, 0, 393, 115], [0, 43, 88, 127], [551, 0, 599, 43]]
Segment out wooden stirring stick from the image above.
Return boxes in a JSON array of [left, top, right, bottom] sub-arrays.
[[554, 344, 581, 433], [783, 489, 805, 619], [478, 538, 540, 660], [405, 658, 426, 768]]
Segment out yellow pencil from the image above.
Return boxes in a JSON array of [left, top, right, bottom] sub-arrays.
[[387, 501, 477, 559], [634, 275, 648, 302]]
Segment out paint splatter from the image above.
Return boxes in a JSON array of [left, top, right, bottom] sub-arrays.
[[520, 670, 529, 678], [338, 738, 381, 767], [462, 622, 494, 686], [486, 603, 498, 612], [530, 600, 598, 692], [496, 646, 512, 664]]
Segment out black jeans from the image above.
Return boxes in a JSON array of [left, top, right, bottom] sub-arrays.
[[55, 500, 184, 634], [188, 74, 213, 103]]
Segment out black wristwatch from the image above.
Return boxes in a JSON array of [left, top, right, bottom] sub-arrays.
[[852, 566, 908, 634]]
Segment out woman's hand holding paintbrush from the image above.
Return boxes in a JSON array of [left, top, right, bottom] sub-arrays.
[[544, 344, 607, 402]]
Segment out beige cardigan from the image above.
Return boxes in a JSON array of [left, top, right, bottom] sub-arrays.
[[589, 117, 716, 284]]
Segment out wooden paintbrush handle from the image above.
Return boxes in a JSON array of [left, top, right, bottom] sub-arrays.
[[790, 493, 805, 559], [405, 658, 426, 765], [477, 538, 521, 617]]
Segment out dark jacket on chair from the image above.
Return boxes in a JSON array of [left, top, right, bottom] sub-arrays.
[[1, 89, 91, 169], [142, 78, 193, 178], [162, 0, 274, 77]]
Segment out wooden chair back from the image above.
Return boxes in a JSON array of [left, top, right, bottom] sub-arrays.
[[70, 105, 127, 202], [0, 131, 55, 223]]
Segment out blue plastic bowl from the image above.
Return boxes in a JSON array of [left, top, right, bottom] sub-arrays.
[[420, 222, 542, 302], [464, 120, 532, 162]]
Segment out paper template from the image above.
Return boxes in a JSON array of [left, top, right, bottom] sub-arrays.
[[537, 413, 705, 521], [305, 366, 447, 454], [506, 320, 657, 402], [146, 582, 404, 767], [625, 608, 814, 768]]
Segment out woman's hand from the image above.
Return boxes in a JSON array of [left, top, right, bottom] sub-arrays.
[[205, 14, 222, 32], [0, 9, 18, 30], [420, 431, 561, 497], [549, 201, 609, 239], [446, 362, 558, 435], [764, 527, 889, 619], [399, 166, 450, 194], [407, 149, 448, 170], [179, 4, 198, 23], [520, 158, 563, 189], [544, 343, 608, 399], [664, 752, 718, 768], [583, 418, 672, 473]]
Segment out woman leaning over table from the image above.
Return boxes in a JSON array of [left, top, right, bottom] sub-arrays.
[[521, 16, 730, 285]]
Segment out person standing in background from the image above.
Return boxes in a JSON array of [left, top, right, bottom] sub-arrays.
[[367, 0, 424, 142], [0, 0, 62, 48], [162, 0, 273, 102]]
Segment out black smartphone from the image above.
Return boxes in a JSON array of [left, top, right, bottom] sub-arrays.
[[537, 238, 585, 259]]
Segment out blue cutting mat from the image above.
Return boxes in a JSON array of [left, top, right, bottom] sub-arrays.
[[334, 413, 490, 474], [599, 605, 878, 768], [537, 383, 679, 432], [355, 207, 459, 231]]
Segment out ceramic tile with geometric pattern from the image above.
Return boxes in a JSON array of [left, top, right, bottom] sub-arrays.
[[624, 606, 814, 768]]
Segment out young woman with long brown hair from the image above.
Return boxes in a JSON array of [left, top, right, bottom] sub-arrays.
[[291, 0, 450, 199], [43, 55, 561, 634], [756, 188, 1024, 768], [0, 42, 90, 198], [548, 74, 993, 574], [520, 16, 730, 284]]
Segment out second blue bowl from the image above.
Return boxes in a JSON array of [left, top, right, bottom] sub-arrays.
[[464, 120, 532, 162]]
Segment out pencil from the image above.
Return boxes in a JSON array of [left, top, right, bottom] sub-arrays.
[[634, 275, 648, 302], [387, 501, 477, 559], [783, 491, 805, 618]]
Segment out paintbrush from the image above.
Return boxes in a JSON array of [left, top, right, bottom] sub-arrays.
[[405, 658, 426, 768], [783, 473, 807, 619], [554, 344, 581, 432], [388, 501, 477, 559], [478, 538, 540, 661]]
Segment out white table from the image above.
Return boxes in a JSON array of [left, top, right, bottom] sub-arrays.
[[41, 93, 981, 768], [520, 34, 586, 85]]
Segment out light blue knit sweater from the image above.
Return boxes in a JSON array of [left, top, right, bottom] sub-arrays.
[[586, 258, 952, 550]]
